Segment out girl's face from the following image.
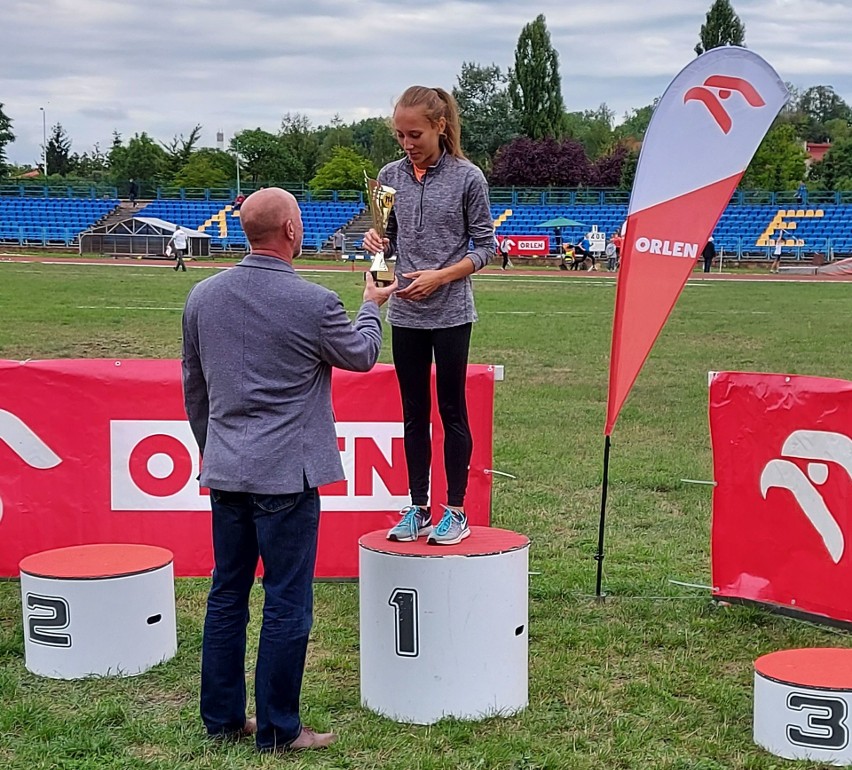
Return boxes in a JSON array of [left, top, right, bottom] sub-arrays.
[[393, 106, 446, 169]]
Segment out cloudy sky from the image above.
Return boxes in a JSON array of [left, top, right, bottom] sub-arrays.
[[3, 0, 851, 166]]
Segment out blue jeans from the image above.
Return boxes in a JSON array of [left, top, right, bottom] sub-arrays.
[[201, 486, 320, 751]]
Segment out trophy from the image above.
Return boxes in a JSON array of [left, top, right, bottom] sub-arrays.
[[364, 172, 396, 286]]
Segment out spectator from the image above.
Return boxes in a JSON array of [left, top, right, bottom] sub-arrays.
[[498, 237, 512, 270], [332, 228, 346, 254], [168, 226, 189, 272], [182, 187, 395, 752], [128, 179, 139, 209], [233, 194, 246, 211], [702, 236, 716, 273], [771, 230, 788, 273], [362, 84, 493, 547], [796, 183, 808, 207]]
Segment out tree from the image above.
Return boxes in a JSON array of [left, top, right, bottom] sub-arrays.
[[316, 114, 355, 166], [309, 146, 376, 192], [490, 137, 590, 187], [590, 145, 629, 187], [172, 148, 235, 188], [0, 103, 15, 177], [614, 103, 656, 143], [452, 62, 519, 170], [694, 0, 746, 56], [46, 123, 73, 176], [741, 124, 808, 190], [70, 143, 109, 181], [162, 124, 202, 175], [619, 148, 640, 189], [280, 113, 320, 182], [564, 104, 615, 159], [108, 132, 169, 184], [809, 138, 852, 190], [231, 128, 300, 185], [509, 15, 565, 139]]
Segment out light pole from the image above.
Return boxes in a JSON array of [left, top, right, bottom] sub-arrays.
[[39, 107, 47, 178], [234, 151, 241, 196]]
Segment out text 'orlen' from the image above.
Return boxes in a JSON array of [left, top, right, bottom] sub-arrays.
[[634, 237, 699, 259]]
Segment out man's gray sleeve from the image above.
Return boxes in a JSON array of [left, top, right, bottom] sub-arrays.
[[319, 294, 383, 372], [181, 298, 209, 454]]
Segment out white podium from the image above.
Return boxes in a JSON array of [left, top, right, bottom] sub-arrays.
[[359, 526, 529, 724], [754, 648, 852, 766], [19, 544, 177, 679]]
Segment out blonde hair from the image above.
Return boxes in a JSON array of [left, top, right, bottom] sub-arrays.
[[394, 86, 466, 160]]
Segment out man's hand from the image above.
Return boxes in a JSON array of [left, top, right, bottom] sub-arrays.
[[363, 272, 398, 307], [362, 228, 389, 255], [395, 270, 445, 301]]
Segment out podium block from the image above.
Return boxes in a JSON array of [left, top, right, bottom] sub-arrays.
[[19, 544, 177, 679], [359, 526, 529, 724], [754, 648, 852, 765]]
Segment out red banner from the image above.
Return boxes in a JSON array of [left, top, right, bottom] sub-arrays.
[[710, 371, 852, 623], [0, 360, 495, 578], [605, 49, 788, 434], [498, 235, 550, 256]]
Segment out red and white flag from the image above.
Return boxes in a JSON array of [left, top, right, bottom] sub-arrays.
[[605, 48, 788, 434], [710, 371, 852, 624]]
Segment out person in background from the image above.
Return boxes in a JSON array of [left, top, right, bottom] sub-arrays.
[[168, 226, 189, 272], [498, 236, 512, 270], [128, 179, 139, 208], [702, 236, 716, 273], [182, 187, 395, 752], [362, 85, 494, 547], [771, 229, 789, 273]]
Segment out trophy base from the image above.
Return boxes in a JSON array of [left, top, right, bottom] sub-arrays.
[[367, 269, 395, 287]]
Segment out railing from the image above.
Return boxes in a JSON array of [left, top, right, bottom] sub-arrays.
[[0, 182, 118, 198]]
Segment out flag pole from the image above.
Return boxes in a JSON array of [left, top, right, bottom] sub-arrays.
[[595, 434, 612, 599]]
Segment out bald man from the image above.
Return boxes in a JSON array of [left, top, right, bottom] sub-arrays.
[[182, 188, 396, 752]]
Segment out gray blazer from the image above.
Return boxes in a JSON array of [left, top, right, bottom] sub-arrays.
[[182, 253, 383, 494]]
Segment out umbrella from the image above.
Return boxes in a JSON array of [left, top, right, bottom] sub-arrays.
[[535, 217, 587, 228]]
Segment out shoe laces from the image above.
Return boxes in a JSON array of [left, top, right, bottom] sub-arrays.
[[436, 507, 463, 534], [399, 505, 423, 528]]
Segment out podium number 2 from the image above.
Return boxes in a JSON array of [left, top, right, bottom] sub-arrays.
[[389, 588, 419, 657], [787, 693, 849, 750], [26, 593, 72, 647]]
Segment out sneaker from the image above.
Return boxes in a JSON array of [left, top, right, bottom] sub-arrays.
[[427, 507, 470, 545], [387, 505, 432, 542]]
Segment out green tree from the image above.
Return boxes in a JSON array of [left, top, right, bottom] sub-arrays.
[[162, 124, 202, 175], [231, 128, 300, 185], [0, 103, 15, 177], [809, 137, 852, 190], [510, 14, 565, 139], [309, 146, 376, 192], [741, 124, 808, 189], [69, 143, 109, 181], [316, 114, 355, 166], [694, 0, 746, 56], [108, 132, 169, 184], [453, 62, 519, 170], [351, 117, 399, 170], [172, 148, 235, 188], [46, 122, 73, 177], [614, 103, 656, 143], [564, 104, 615, 159], [280, 113, 320, 183]]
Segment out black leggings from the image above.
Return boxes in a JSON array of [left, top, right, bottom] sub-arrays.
[[392, 324, 473, 509]]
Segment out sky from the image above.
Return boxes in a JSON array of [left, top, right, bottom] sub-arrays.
[[3, 0, 852, 167]]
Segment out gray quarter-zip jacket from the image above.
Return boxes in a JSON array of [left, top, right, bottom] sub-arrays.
[[379, 153, 494, 329]]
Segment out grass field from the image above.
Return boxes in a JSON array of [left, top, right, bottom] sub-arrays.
[[0, 263, 850, 769]]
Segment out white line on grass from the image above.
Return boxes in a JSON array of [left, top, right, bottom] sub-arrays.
[[76, 305, 183, 311]]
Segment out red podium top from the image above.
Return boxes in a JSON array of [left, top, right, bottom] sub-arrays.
[[359, 526, 529, 558], [755, 648, 852, 690], [19, 544, 174, 580]]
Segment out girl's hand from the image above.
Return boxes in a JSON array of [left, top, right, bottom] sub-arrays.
[[362, 229, 389, 255], [395, 270, 445, 301]]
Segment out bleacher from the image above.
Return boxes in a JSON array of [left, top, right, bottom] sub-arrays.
[[134, 200, 364, 252], [0, 197, 120, 246], [492, 204, 852, 259]]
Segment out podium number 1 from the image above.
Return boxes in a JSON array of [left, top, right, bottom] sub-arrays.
[[389, 588, 419, 657]]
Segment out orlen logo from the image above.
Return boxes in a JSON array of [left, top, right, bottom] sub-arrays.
[[760, 430, 852, 564], [635, 236, 699, 259], [110, 420, 409, 512], [684, 75, 766, 134], [111, 420, 205, 511], [0, 409, 62, 523]]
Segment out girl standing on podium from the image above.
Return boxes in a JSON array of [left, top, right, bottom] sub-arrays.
[[362, 85, 495, 546]]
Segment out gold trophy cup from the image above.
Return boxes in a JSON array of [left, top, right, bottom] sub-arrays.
[[364, 172, 396, 287]]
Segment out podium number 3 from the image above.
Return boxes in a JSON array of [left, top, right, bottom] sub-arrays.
[[787, 693, 849, 750], [26, 593, 72, 647], [389, 588, 419, 657]]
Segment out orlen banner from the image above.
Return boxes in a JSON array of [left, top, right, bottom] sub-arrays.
[[710, 371, 852, 624], [605, 48, 788, 434], [0, 360, 495, 579], [497, 236, 550, 256]]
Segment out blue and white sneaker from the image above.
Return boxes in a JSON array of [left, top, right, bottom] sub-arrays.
[[427, 507, 470, 545], [387, 505, 432, 542]]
